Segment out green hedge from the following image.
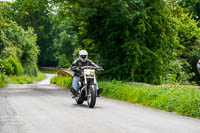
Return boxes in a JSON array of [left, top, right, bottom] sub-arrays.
[[2, 57, 23, 75], [50, 75, 200, 118], [51, 75, 72, 88], [0, 73, 5, 88], [99, 81, 200, 118], [7, 72, 45, 84]]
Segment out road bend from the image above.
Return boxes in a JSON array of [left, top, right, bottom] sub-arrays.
[[0, 74, 200, 133]]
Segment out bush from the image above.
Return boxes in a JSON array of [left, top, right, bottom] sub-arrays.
[[58, 54, 71, 68], [160, 59, 195, 85], [0, 59, 6, 73], [51, 75, 72, 88], [50, 75, 200, 118], [23, 63, 38, 77], [7, 57, 23, 75], [7, 72, 45, 84], [99, 81, 200, 118], [0, 73, 5, 88], [2, 57, 23, 75], [0, 21, 39, 77]]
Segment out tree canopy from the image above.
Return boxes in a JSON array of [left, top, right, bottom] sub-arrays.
[[1, 0, 200, 84], [57, 0, 200, 84], [0, 2, 39, 76]]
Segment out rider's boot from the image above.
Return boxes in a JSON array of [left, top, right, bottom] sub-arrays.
[[97, 88, 103, 97], [70, 88, 78, 96]]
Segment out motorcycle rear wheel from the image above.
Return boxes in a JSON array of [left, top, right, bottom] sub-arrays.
[[87, 85, 96, 108]]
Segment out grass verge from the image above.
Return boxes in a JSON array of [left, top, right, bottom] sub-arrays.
[[7, 72, 46, 84], [51, 75, 72, 88], [50, 75, 200, 119], [0, 73, 6, 88], [100, 81, 200, 118], [41, 70, 57, 74]]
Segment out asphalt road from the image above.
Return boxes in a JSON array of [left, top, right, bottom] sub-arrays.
[[0, 74, 200, 133]]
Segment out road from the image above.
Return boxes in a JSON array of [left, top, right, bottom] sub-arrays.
[[0, 74, 200, 133]]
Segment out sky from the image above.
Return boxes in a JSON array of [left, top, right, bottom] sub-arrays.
[[0, 0, 15, 1]]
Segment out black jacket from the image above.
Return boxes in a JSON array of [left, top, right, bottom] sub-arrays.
[[71, 58, 99, 76]]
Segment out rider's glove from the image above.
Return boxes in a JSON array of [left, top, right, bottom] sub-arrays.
[[97, 67, 103, 71], [76, 67, 80, 71]]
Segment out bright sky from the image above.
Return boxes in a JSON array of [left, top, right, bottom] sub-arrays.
[[0, 0, 15, 1]]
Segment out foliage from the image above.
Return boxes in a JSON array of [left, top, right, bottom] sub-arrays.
[[41, 71, 57, 74], [171, 5, 200, 84], [1, 57, 23, 75], [99, 81, 200, 118], [176, 0, 200, 21], [0, 73, 5, 88], [5, 24, 39, 76], [1, 0, 200, 85], [11, 0, 54, 66], [160, 59, 195, 85], [7, 72, 45, 84], [49, 15, 78, 65], [51, 75, 72, 88], [72, 47, 82, 60], [58, 54, 71, 68], [50, 74, 200, 118], [0, 2, 39, 76], [60, 0, 200, 84], [9, 0, 78, 67]]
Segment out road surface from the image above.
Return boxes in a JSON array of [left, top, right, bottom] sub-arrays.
[[0, 74, 200, 133]]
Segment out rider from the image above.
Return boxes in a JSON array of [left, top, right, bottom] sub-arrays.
[[70, 50, 103, 96]]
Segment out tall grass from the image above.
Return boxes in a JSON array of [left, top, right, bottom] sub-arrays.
[[41, 70, 57, 74], [7, 72, 45, 84], [0, 73, 5, 88], [99, 81, 200, 118], [51, 75, 72, 88], [50, 75, 200, 118]]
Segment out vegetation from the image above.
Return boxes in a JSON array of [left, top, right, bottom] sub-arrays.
[[8, 0, 78, 67], [41, 71, 57, 74], [51, 75, 72, 88], [56, 0, 200, 85], [1, 0, 200, 85], [0, 2, 39, 77], [7, 72, 45, 84], [177, 0, 200, 21], [51, 75, 200, 118], [10, 0, 54, 66], [99, 81, 200, 118], [0, 1, 41, 87], [1, 0, 200, 118], [0, 73, 5, 88]]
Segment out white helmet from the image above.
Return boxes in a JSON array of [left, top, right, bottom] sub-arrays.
[[79, 50, 88, 62]]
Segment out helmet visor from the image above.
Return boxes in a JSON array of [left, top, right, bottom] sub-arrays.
[[81, 55, 87, 60]]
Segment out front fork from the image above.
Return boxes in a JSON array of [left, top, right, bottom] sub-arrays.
[[83, 74, 97, 97]]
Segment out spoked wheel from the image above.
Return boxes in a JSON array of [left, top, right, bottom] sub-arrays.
[[87, 85, 96, 108]]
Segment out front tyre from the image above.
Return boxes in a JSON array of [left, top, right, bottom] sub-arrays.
[[87, 85, 96, 108]]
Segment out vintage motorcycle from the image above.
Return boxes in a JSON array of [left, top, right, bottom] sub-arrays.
[[72, 66, 103, 108]]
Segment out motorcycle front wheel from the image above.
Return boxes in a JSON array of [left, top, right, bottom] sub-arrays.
[[87, 85, 96, 108]]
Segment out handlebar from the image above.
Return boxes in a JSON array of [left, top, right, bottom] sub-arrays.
[[81, 66, 104, 71]]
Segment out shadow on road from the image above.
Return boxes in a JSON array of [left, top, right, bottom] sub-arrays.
[[72, 104, 103, 109], [0, 84, 70, 98]]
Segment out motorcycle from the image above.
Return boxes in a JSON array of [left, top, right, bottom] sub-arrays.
[[72, 66, 103, 108]]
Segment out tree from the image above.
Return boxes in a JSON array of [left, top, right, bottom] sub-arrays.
[[49, 13, 78, 65], [0, 2, 39, 76], [60, 0, 200, 84], [11, 0, 54, 66], [176, 0, 200, 21]]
